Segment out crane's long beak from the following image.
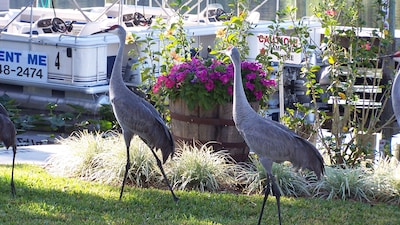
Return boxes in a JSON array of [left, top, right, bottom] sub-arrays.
[[378, 54, 394, 59], [92, 27, 112, 35], [379, 51, 400, 59]]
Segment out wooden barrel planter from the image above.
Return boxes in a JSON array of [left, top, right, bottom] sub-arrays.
[[169, 99, 258, 162]]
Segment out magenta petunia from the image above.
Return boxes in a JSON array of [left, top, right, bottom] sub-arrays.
[[246, 72, 257, 80], [153, 83, 161, 93], [197, 69, 208, 83], [245, 81, 255, 91], [261, 78, 277, 87], [154, 57, 276, 110], [176, 71, 186, 82], [165, 79, 176, 89], [205, 80, 215, 91], [227, 85, 233, 96], [254, 90, 263, 100], [219, 74, 231, 84]]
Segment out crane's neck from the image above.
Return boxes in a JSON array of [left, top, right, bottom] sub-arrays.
[[392, 68, 400, 116], [232, 53, 254, 122], [109, 29, 127, 99]]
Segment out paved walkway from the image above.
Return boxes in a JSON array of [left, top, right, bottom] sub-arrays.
[[0, 144, 67, 165], [0, 131, 67, 165]]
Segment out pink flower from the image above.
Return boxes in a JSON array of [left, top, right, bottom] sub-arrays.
[[254, 90, 263, 100], [153, 83, 160, 93], [197, 69, 208, 82], [362, 42, 371, 50], [176, 71, 186, 82], [325, 9, 336, 16], [219, 74, 231, 84], [165, 78, 176, 89], [227, 85, 233, 96], [261, 78, 277, 87], [153, 57, 276, 110], [242, 61, 260, 71], [246, 72, 257, 80], [245, 81, 255, 91], [205, 80, 215, 91]]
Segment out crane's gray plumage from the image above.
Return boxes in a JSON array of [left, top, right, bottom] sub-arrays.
[[392, 67, 400, 128], [389, 51, 400, 128], [0, 103, 17, 197], [102, 25, 178, 201], [380, 51, 400, 128], [225, 46, 324, 225]]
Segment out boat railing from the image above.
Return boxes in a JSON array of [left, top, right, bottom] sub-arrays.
[[55, 31, 118, 45], [0, 0, 34, 33]]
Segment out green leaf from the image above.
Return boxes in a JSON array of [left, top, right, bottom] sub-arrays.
[[310, 65, 321, 73]]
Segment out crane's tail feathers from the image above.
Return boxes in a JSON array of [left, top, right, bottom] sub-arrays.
[[292, 137, 325, 179], [163, 129, 175, 162], [161, 145, 174, 164]]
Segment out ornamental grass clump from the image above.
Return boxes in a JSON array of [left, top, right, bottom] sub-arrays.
[[235, 154, 311, 197], [367, 158, 400, 204], [46, 130, 112, 178], [47, 130, 161, 187], [312, 166, 371, 202], [166, 141, 237, 192], [153, 57, 276, 110]]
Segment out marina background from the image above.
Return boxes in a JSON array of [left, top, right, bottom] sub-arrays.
[[8, 0, 399, 29]]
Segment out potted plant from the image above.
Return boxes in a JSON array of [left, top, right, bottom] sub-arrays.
[[152, 57, 276, 161]]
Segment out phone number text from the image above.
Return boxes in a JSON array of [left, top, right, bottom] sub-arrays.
[[0, 64, 44, 79]]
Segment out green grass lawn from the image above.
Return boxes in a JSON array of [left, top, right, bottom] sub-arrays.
[[1, 164, 399, 225]]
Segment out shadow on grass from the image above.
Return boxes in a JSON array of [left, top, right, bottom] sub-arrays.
[[0, 164, 267, 225], [1, 164, 400, 225]]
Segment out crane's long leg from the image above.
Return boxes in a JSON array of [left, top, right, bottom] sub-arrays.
[[257, 174, 282, 225], [271, 175, 282, 225], [149, 148, 179, 202], [10, 146, 16, 197], [119, 145, 131, 200], [257, 174, 271, 225]]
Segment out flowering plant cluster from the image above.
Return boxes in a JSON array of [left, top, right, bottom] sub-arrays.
[[153, 57, 276, 110]]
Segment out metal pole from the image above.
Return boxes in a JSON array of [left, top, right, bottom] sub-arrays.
[[388, 0, 395, 50]]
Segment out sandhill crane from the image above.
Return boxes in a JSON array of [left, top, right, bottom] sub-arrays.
[[381, 51, 400, 127], [98, 25, 178, 202], [390, 51, 400, 128], [0, 103, 17, 197], [223, 46, 324, 225]]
